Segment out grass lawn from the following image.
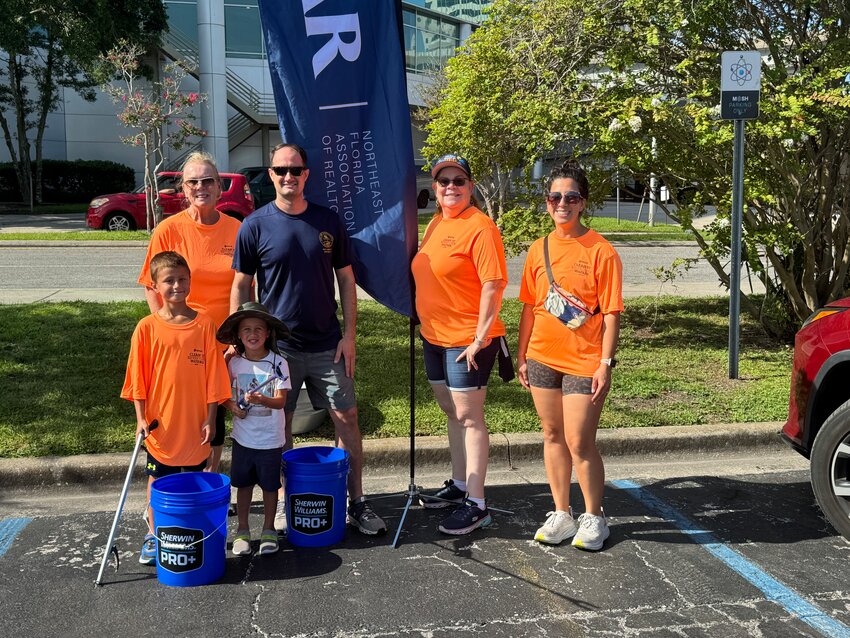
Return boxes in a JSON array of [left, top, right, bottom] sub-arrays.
[[0, 297, 792, 458], [0, 231, 150, 241], [0, 203, 87, 215]]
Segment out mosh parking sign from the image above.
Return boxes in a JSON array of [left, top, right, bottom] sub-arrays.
[[721, 51, 761, 119], [289, 493, 334, 534], [157, 526, 204, 573]]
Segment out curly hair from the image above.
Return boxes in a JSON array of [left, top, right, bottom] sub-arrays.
[[545, 159, 589, 199]]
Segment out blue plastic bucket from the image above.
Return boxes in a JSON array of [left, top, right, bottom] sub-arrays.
[[150, 472, 230, 587], [282, 446, 350, 547]]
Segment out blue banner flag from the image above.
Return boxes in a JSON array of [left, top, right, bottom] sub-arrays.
[[258, 0, 418, 317]]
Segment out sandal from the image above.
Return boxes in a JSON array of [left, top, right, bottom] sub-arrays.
[[232, 531, 251, 556], [258, 529, 279, 555]]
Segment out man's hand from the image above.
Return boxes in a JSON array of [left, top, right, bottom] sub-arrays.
[[335, 333, 356, 378]]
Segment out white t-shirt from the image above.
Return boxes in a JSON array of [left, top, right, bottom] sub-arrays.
[[227, 352, 292, 449]]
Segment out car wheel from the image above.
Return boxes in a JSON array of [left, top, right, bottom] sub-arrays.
[[104, 213, 135, 231], [417, 189, 430, 209], [810, 399, 850, 540]]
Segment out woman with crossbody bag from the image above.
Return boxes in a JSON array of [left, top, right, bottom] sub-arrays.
[[517, 160, 623, 551]]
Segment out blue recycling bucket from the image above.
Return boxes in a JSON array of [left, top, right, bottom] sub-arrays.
[[150, 472, 230, 587], [282, 446, 350, 547]]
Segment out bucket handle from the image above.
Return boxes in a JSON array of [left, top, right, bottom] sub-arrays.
[[156, 519, 227, 551]]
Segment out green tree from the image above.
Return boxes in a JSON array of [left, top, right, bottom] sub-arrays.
[[425, 0, 850, 338], [0, 0, 166, 208], [100, 41, 206, 231]]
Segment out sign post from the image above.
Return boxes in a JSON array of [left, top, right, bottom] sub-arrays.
[[720, 50, 760, 379]]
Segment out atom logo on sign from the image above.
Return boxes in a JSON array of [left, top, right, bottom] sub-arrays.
[[730, 55, 754, 86]]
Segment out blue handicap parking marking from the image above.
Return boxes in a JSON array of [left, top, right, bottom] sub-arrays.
[[0, 517, 32, 559], [613, 479, 850, 638]]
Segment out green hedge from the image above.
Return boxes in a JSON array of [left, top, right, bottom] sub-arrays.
[[0, 159, 135, 203]]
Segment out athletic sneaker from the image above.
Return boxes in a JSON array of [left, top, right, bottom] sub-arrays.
[[348, 496, 387, 536], [274, 499, 287, 533], [258, 530, 279, 555], [571, 511, 610, 551], [438, 499, 492, 535], [232, 531, 251, 556], [534, 509, 577, 545], [139, 533, 157, 565], [419, 479, 466, 509]]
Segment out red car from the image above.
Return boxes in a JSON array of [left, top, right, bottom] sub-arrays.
[[86, 171, 254, 231], [781, 296, 850, 539]]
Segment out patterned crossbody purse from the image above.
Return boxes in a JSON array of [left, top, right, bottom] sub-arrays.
[[541, 235, 598, 330]]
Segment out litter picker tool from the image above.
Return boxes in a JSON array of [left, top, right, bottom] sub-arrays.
[[94, 419, 158, 587], [237, 363, 288, 413]]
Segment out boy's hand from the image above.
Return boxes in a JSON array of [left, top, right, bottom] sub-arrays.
[[245, 391, 264, 406], [136, 418, 150, 439], [201, 420, 213, 445]]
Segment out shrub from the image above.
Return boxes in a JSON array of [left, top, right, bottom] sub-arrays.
[[0, 160, 135, 203]]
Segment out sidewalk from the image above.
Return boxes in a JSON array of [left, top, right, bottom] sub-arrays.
[[0, 421, 785, 487]]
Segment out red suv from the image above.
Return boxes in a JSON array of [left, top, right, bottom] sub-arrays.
[[86, 172, 254, 231], [781, 297, 850, 539]]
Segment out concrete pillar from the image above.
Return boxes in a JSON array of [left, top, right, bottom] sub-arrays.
[[459, 23, 473, 44], [197, 0, 229, 171], [261, 126, 270, 166]]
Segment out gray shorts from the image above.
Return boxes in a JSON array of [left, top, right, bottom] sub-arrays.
[[527, 359, 593, 395], [281, 347, 356, 413]]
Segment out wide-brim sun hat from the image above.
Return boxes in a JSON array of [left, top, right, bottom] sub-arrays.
[[217, 302, 291, 349], [430, 154, 472, 180]]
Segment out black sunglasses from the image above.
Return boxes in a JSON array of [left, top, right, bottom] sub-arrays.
[[271, 166, 306, 177], [436, 177, 469, 188], [547, 191, 583, 205]]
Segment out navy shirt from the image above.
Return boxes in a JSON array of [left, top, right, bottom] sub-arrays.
[[232, 201, 352, 352]]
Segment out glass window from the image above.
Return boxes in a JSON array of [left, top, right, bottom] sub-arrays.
[[165, 0, 198, 43], [225, 1, 264, 58], [403, 9, 416, 26], [440, 19, 458, 37], [404, 24, 417, 72], [416, 14, 439, 35]]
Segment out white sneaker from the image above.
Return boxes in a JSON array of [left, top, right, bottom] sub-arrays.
[[534, 509, 577, 545], [571, 511, 610, 551], [274, 499, 287, 533]]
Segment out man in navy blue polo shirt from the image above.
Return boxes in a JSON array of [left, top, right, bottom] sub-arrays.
[[231, 142, 386, 536]]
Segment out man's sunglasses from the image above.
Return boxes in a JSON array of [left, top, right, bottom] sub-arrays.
[[435, 177, 469, 188], [183, 177, 217, 188], [271, 166, 306, 177], [546, 191, 583, 206]]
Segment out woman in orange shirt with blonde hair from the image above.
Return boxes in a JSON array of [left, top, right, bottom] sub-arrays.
[[518, 159, 623, 551], [138, 151, 242, 473], [412, 154, 511, 535]]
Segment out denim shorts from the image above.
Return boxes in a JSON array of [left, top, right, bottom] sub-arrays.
[[280, 348, 356, 413], [229, 439, 283, 492], [526, 359, 593, 395], [144, 451, 206, 478], [422, 336, 505, 391]]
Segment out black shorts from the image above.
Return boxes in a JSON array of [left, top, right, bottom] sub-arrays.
[[210, 403, 227, 447], [230, 439, 283, 492], [144, 451, 206, 478], [527, 359, 593, 395]]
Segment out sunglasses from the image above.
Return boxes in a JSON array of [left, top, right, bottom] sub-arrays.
[[547, 191, 583, 206], [436, 177, 469, 188], [271, 166, 306, 177], [183, 177, 217, 188]]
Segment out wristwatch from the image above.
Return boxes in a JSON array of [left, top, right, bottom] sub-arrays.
[[600, 357, 618, 368]]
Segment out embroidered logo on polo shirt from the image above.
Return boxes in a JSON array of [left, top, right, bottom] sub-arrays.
[[319, 231, 334, 254]]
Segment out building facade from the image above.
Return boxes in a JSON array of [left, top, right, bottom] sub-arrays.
[[2, 1, 489, 181]]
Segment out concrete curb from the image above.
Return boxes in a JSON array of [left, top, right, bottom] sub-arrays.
[[0, 422, 785, 487]]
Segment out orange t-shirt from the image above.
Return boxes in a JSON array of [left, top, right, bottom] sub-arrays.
[[138, 211, 241, 330], [519, 229, 623, 377], [412, 207, 508, 347], [121, 312, 232, 467]]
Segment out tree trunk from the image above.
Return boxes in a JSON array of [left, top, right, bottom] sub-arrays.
[[7, 55, 33, 209], [33, 37, 58, 206]]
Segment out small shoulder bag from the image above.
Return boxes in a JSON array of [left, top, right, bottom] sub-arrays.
[[541, 235, 598, 330]]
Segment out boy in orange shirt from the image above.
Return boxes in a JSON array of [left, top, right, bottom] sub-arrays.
[[122, 251, 231, 566]]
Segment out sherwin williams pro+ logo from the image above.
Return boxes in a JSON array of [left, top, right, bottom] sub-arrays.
[[157, 526, 204, 572], [289, 493, 333, 535]]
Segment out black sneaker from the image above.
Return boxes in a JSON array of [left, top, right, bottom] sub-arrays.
[[438, 499, 492, 535], [348, 497, 387, 536], [419, 479, 466, 509]]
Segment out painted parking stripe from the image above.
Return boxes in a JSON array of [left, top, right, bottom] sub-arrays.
[[613, 479, 850, 638], [0, 518, 32, 559]]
